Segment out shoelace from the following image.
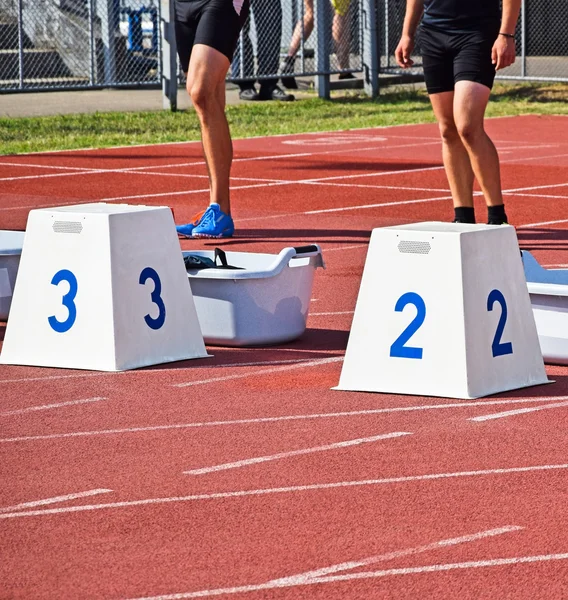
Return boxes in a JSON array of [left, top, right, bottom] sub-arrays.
[[198, 206, 218, 228]]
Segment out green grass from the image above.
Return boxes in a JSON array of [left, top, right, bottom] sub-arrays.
[[1, 82, 567, 155]]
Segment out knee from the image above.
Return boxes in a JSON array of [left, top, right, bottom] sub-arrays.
[[189, 82, 212, 114], [438, 121, 460, 144], [457, 121, 483, 145]]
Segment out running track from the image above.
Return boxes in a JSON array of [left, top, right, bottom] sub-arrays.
[[1, 114, 568, 599]]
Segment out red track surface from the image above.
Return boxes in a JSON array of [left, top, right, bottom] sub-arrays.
[[1, 114, 568, 599]]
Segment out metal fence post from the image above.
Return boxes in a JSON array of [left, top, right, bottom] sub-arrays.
[[97, 0, 118, 83], [315, 0, 331, 99], [88, 0, 95, 85], [521, 0, 526, 78], [160, 0, 177, 111], [17, 0, 24, 89], [362, 0, 379, 98]]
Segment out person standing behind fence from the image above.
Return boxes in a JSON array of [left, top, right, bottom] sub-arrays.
[[173, 0, 250, 239], [236, 0, 295, 101], [395, 0, 520, 225], [281, 0, 354, 90]]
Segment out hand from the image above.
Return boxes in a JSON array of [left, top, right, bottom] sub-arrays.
[[395, 35, 415, 69], [492, 35, 516, 70]]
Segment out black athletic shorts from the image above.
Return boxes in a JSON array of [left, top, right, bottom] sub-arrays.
[[174, 0, 250, 72], [418, 23, 500, 94]]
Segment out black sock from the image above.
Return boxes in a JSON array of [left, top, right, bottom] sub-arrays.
[[453, 206, 476, 224], [487, 204, 508, 225]]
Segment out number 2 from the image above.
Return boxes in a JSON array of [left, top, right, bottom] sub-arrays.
[[389, 292, 426, 359], [139, 267, 166, 330], [487, 289, 513, 357]]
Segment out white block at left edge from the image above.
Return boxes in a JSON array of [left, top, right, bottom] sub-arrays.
[[335, 222, 550, 399], [0, 203, 208, 371]]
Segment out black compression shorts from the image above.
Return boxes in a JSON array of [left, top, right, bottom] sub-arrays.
[[418, 23, 500, 94], [174, 0, 250, 72]]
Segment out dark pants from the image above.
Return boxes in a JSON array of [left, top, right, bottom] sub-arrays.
[[233, 0, 282, 89]]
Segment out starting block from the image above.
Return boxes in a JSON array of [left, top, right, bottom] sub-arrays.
[[336, 222, 550, 399], [0, 203, 208, 371]]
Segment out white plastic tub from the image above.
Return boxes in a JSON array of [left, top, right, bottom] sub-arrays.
[[522, 250, 568, 365], [0, 231, 25, 321], [183, 245, 325, 346]]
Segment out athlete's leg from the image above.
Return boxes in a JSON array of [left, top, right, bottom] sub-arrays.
[[429, 90, 475, 209], [186, 44, 232, 214], [453, 80, 503, 207]]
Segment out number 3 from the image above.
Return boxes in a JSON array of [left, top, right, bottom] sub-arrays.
[[48, 269, 78, 333], [139, 267, 166, 330]]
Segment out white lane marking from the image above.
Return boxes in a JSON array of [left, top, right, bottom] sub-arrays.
[[270, 526, 522, 584], [172, 356, 344, 388], [505, 182, 568, 193], [125, 553, 568, 599], [504, 152, 568, 164], [1, 463, 566, 520], [1, 396, 566, 444], [0, 489, 113, 513], [508, 193, 568, 199], [543, 264, 568, 268], [184, 432, 411, 476], [305, 194, 453, 214], [470, 401, 568, 422], [0, 396, 107, 416], [520, 218, 568, 228]]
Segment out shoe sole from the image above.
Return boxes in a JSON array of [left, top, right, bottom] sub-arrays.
[[192, 232, 234, 239]]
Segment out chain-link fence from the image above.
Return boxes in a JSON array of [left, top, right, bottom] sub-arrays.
[[0, 0, 160, 91], [1, 0, 567, 95], [229, 0, 362, 86]]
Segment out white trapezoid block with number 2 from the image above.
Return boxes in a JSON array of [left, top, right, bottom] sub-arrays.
[[0, 203, 208, 371], [336, 222, 550, 399]]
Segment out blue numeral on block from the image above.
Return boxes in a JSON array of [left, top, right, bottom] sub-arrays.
[[48, 269, 78, 333], [390, 292, 426, 359], [487, 289, 513, 357], [140, 267, 166, 330]]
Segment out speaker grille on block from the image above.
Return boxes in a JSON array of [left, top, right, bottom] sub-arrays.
[[397, 240, 431, 255], [53, 221, 83, 234]]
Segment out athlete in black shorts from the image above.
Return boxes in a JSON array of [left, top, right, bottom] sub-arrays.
[[174, 0, 250, 238], [395, 0, 520, 225]]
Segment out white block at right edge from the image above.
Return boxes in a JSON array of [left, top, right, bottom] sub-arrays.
[[335, 222, 550, 399]]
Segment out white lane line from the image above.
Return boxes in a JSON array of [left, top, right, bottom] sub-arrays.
[[172, 356, 344, 388], [1, 463, 566, 520], [507, 193, 568, 199], [504, 152, 568, 164], [305, 193, 453, 214], [125, 552, 568, 599], [184, 432, 411, 476], [519, 218, 568, 228], [470, 401, 568, 422], [269, 526, 522, 584], [0, 396, 107, 416], [505, 182, 568, 193], [0, 489, 113, 513], [1, 396, 566, 443]]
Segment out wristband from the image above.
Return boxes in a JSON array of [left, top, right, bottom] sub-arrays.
[[499, 32, 515, 39]]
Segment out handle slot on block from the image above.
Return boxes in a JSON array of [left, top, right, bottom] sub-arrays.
[[397, 240, 431, 255], [53, 221, 83, 234]]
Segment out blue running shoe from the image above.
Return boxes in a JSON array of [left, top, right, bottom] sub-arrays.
[[176, 209, 206, 238], [192, 203, 235, 238]]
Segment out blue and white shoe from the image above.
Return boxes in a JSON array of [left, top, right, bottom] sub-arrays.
[[192, 203, 235, 238], [176, 209, 206, 238]]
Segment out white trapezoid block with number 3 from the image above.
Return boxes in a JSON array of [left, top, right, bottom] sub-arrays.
[[0, 203, 208, 371], [336, 222, 550, 399]]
